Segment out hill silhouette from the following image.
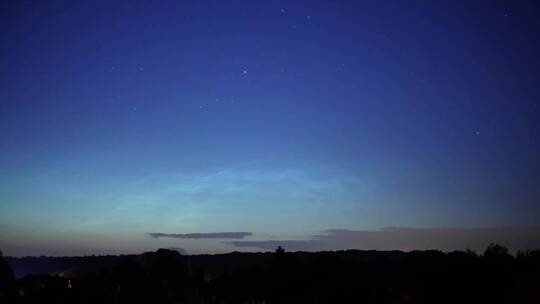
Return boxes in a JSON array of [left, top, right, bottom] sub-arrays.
[[2, 245, 540, 303]]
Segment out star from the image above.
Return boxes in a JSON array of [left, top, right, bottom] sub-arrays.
[[242, 69, 247, 75]]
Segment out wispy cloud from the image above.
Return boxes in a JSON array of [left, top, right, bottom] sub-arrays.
[[149, 232, 253, 239], [227, 227, 540, 253], [105, 162, 371, 233]]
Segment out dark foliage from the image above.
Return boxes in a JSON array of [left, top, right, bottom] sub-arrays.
[[1, 250, 18, 303], [3, 244, 540, 303]]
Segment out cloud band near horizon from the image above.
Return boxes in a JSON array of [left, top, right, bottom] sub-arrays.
[[148, 232, 252, 239], [225, 227, 540, 253]]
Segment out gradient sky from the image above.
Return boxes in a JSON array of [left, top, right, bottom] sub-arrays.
[[1, 0, 539, 256]]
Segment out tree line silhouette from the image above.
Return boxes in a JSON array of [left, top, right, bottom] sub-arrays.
[[1, 244, 540, 303]]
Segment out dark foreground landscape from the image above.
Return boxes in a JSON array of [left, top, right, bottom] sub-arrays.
[[1, 244, 540, 304]]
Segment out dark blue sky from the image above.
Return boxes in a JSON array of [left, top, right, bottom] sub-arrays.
[[1, 0, 539, 256]]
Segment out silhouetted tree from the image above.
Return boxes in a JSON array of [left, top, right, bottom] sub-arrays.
[[6, 247, 540, 303], [465, 248, 478, 256], [484, 243, 509, 258], [0, 250, 18, 302]]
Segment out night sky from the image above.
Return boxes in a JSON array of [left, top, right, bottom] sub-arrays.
[[1, 1, 540, 256]]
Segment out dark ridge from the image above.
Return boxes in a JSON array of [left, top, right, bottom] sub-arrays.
[[2, 245, 540, 303]]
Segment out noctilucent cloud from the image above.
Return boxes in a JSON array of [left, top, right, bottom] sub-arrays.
[[1, 1, 539, 256]]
